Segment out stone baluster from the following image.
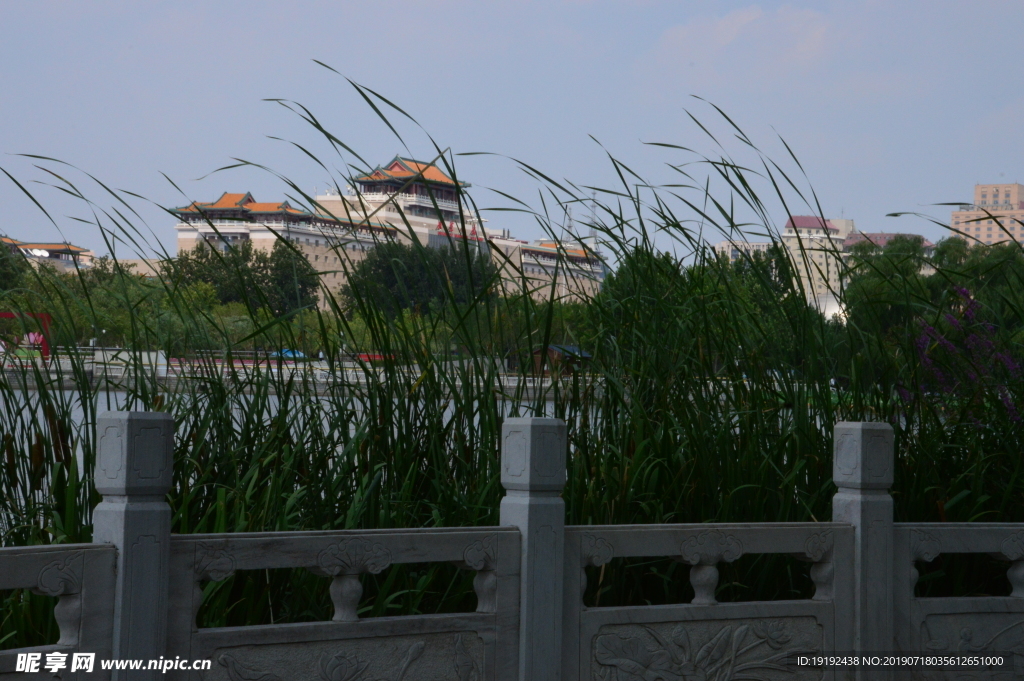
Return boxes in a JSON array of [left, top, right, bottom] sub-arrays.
[[1001, 530, 1024, 597], [92, 411, 175, 680], [499, 417, 566, 681], [831, 421, 894, 680]]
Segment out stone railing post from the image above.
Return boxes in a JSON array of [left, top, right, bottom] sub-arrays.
[[499, 417, 566, 681], [92, 412, 175, 679], [831, 421, 894, 676]]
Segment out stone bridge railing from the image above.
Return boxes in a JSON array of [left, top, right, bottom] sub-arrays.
[[2, 415, 1023, 680]]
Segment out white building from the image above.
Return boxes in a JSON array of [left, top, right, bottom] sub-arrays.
[[2, 236, 95, 272], [172, 192, 393, 300], [713, 216, 850, 303], [488, 233, 607, 301], [714, 240, 774, 263], [173, 157, 606, 303]]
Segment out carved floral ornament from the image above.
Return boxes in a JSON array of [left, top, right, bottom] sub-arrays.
[[462, 535, 496, 572], [594, 620, 817, 681], [217, 636, 480, 681], [195, 543, 236, 581], [1001, 530, 1024, 561], [802, 530, 834, 562], [679, 531, 743, 566], [582, 534, 614, 567], [318, 538, 393, 576], [35, 552, 84, 596], [911, 529, 941, 563]]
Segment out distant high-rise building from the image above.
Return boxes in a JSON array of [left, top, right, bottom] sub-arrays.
[[714, 216, 847, 304], [950, 183, 1024, 245], [781, 216, 846, 300]]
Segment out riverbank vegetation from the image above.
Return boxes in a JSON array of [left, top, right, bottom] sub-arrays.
[[2, 97, 1023, 646]]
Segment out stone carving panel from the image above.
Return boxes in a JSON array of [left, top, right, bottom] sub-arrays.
[[209, 632, 485, 681], [591, 616, 822, 681], [917, 613, 1024, 680]]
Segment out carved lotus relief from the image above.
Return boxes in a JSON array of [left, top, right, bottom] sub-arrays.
[[918, 614, 1024, 680], [592, 617, 821, 681], [210, 632, 483, 681]]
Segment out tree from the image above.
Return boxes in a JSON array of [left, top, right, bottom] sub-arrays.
[[341, 241, 496, 319], [168, 240, 319, 315], [168, 241, 270, 310], [0, 241, 29, 292], [843, 234, 930, 338], [267, 239, 319, 316]]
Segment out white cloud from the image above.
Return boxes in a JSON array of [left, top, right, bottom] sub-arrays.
[[640, 5, 835, 93]]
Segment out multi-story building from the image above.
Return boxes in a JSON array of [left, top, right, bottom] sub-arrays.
[[173, 157, 606, 303], [781, 216, 849, 299], [712, 217, 848, 301], [950, 183, 1024, 245], [488, 233, 607, 301], [317, 157, 605, 300], [713, 240, 774, 263], [314, 157, 488, 252], [172, 192, 396, 298], [2, 236, 95, 271]]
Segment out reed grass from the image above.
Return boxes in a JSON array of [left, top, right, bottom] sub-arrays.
[[2, 87, 1022, 646]]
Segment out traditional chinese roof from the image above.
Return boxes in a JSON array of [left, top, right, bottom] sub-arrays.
[[2, 236, 91, 254], [172, 192, 313, 219], [355, 157, 467, 188], [171, 193, 399, 236], [524, 240, 595, 260]]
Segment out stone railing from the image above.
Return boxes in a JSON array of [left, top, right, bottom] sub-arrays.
[[2, 416, 1024, 680]]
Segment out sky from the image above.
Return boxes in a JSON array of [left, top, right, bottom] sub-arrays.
[[2, 0, 1023, 257]]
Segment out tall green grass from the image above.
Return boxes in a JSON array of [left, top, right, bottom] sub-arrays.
[[2, 84, 1022, 646]]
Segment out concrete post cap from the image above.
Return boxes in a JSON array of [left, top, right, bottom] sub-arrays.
[[500, 417, 567, 492], [833, 421, 894, 490], [95, 411, 175, 496]]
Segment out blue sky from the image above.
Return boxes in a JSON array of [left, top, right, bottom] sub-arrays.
[[2, 1, 1023, 256]]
